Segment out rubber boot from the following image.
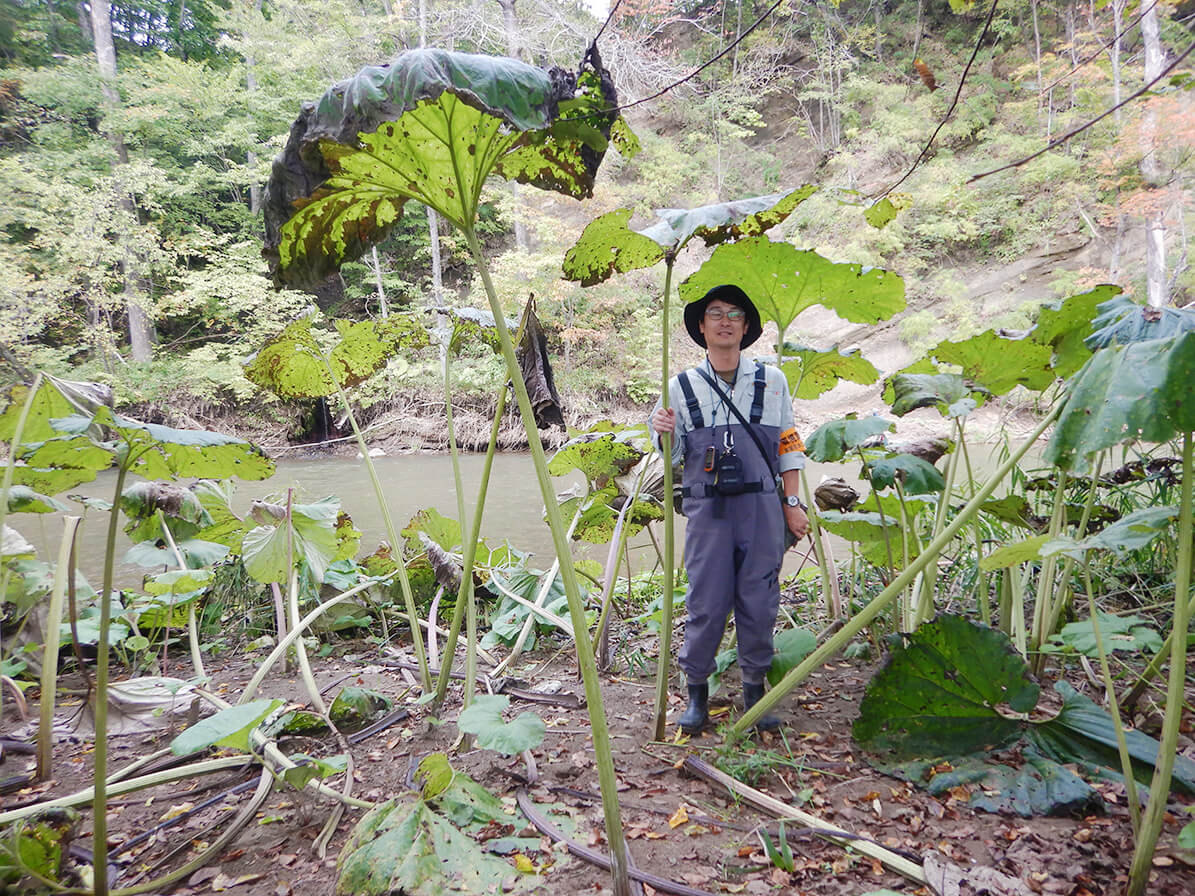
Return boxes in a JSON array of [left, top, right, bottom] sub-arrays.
[[678, 683, 710, 735], [742, 681, 782, 732]]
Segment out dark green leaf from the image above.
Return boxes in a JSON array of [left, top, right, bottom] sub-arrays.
[[1029, 682, 1195, 796], [805, 415, 893, 462], [867, 454, 944, 495], [888, 373, 987, 417], [1047, 333, 1195, 469], [1086, 293, 1195, 349], [329, 686, 392, 731], [854, 615, 1039, 759], [5, 485, 69, 514], [548, 432, 642, 484], [766, 628, 817, 687], [170, 699, 282, 756]]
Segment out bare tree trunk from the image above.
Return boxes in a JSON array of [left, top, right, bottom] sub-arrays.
[[1109, 0, 1126, 124], [1141, 1, 1167, 308], [75, 1, 92, 43], [91, 0, 154, 362], [495, 0, 528, 249], [247, 0, 263, 216], [371, 246, 389, 317], [420, 0, 445, 297]]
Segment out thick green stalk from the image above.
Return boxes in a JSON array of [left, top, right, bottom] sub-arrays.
[[652, 258, 676, 742], [93, 462, 130, 896], [1126, 431, 1193, 896], [0, 755, 253, 826], [37, 515, 81, 780], [1082, 567, 1141, 834], [731, 405, 1060, 740], [1029, 472, 1068, 674], [914, 421, 964, 626], [800, 476, 838, 620], [329, 374, 431, 689], [465, 227, 631, 896], [441, 340, 479, 708], [240, 574, 396, 703], [434, 387, 506, 708], [0, 372, 41, 723]]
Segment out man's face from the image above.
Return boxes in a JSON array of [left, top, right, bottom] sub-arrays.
[[699, 299, 747, 351]]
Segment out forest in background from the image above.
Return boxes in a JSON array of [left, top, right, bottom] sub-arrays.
[[0, 0, 1191, 443]]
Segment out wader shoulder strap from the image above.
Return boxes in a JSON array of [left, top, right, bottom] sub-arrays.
[[750, 362, 766, 425], [677, 371, 705, 430]]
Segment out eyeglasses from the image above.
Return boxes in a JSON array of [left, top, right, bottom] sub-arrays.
[[705, 308, 746, 322]]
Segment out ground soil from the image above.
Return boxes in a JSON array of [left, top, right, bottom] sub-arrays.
[[5, 604, 1194, 896]]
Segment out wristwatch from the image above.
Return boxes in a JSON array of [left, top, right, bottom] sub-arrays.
[[784, 495, 806, 510]]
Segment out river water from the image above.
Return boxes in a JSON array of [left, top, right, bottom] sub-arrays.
[[20, 451, 870, 590]]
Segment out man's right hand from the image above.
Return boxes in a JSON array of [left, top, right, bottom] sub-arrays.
[[651, 408, 676, 436]]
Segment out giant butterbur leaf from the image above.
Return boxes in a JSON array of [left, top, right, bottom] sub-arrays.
[[1028, 683, 1195, 795], [679, 237, 905, 334], [1040, 505, 1179, 561], [562, 187, 816, 287], [548, 430, 642, 485], [1048, 332, 1195, 469], [778, 344, 879, 400], [457, 694, 546, 755], [5, 484, 70, 514], [241, 497, 349, 584], [1086, 293, 1195, 349], [244, 316, 426, 399], [804, 414, 893, 463], [1031, 285, 1119, 376], [561, 208, 665, 286], [0, 375, 111, 445], [866, 454, 944, 495], [888, 372, 987, 418], [170, 699, 282, 756], [637, 186, 818, 251], [53, 406, 275, 482], [266, 48, 621, 288], [854, 615, 1039, 759], [336, 755, 539, 895], [924, 330, 1056, 395]]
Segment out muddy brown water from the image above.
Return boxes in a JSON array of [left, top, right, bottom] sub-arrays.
[[20, 446, 1027, 589]]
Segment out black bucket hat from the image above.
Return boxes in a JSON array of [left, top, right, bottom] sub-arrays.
[[684, 284, 763, 349]]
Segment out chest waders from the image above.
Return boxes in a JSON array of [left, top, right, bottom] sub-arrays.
[[675, 363, 785, 687]]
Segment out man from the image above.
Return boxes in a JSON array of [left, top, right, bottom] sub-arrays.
[[650, 284, 809, 734]]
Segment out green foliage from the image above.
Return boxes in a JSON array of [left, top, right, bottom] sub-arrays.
[[777, 344, 879, 400], [679, 237, 906, 335], [170, 699, 283, 756], [329, 686, 392, 731], [336, 754, 541, 895], [457, 694, 546, 755], [1048, 332, 1195, 470]]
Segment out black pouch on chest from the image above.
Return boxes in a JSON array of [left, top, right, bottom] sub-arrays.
[[713, 435, 747, 497]]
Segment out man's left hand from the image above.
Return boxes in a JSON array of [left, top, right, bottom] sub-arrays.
[[784, 504, 809, 541]]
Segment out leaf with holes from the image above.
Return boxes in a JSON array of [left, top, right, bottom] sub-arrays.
[[679, 237, 905, 335], [778, 344, 879, 400]]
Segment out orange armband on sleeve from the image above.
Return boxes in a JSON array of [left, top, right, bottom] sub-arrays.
[[779, 428, 805, 455]]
